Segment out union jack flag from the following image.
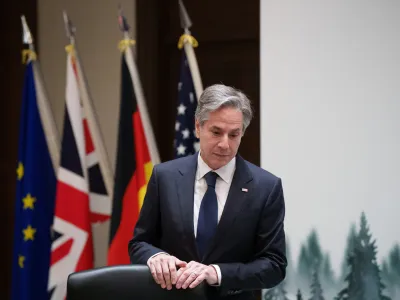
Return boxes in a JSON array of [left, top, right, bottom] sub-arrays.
[[48, 48, 110, 300]]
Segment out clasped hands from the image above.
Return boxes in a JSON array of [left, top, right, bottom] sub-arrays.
[[147, 253, 218, 290]]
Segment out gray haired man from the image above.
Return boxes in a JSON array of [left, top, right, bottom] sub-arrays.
[[129, 84, 287, 299]]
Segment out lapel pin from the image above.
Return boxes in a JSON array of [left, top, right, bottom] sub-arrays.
[[241, 188, 248, 192]]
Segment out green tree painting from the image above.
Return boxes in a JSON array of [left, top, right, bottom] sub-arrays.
[[340, 223, 357, 283], [262, 211, 398, 300], [297, 243, 310, 289], [296, 229, 336, 297], [381, 244, 400, 299], [263, 282, 290, 300], [284, 238, 296, 293], [336, 212, 391, 300], [309, 271, 325, 300], [297, 230, 324, 287], [297, 289, 304, 300], [321, 253, 337, 297]]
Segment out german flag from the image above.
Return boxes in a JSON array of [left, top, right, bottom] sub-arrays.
[[107, 42, 158, 265]]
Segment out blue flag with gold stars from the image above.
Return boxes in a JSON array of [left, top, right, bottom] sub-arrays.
[[174, 51, 199, 158], [11, 61, 56, 300]]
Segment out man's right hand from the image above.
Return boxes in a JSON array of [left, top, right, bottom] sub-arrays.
[[147, 253, 187, 290]]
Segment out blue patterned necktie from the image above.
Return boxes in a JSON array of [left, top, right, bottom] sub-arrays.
[[196, 171, 218, 259]]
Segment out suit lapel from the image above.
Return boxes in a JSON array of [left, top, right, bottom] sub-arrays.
[[176, 154, 199, 260], [203, 155, 253, 261]]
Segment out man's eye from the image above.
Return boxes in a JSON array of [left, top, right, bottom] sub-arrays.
[[212, 131, 220, 135]]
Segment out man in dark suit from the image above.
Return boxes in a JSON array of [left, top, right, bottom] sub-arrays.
[[129, 84, 287, 299]]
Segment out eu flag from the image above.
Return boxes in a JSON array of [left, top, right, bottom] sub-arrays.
[[174, 51, 199, 158], [11, 60, 56, 300]]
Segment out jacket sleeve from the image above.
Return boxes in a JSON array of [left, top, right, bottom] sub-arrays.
[[128, 165, 165, 264], [217, 178, 287, 294]]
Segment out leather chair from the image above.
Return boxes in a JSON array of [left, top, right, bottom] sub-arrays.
[[66, 265, 208, 300]]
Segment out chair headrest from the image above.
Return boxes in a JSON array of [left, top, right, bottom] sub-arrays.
[[67, 265, 208, 300]]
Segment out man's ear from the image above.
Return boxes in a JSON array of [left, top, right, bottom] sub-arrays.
[[195, 119, 200, 139]]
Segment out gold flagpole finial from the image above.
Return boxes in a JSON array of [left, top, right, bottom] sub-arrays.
[[177, 34, 198, 49], [117, 5, 136, 52]]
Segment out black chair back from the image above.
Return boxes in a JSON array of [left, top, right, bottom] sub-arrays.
[[67, 265, 207, 300]]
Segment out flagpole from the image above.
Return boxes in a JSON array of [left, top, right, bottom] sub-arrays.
[[21, 15, 60, 172], [63, 11, 114, 198], [118, 9, 161, 165], [178, 0, 203, 100]]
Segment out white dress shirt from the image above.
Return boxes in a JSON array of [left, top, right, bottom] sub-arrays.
[[148, 153, 236, 286]]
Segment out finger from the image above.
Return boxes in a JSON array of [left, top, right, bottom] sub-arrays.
[[189, 273, 206, 289], [176, 267, 193, 289], [169, 259, 177, 285], [175, 257, 187, 268], [186, 261, 195, 268], [154, 261, 166, 288], [175, 266, 187, 283], [162, 259, 172, 290], [176, 261, 193, 281], [181, 270, 199, 289], [149, 262, 159, 284], [161, 259, 171, 289]]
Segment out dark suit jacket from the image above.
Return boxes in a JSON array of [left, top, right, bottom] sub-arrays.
[[128, 153, 287, 299]]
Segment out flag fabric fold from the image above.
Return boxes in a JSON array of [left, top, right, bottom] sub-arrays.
[[174, 51, 199, 158], [83, 107, 112, 224], [107, 47, 153, 265], [48, 49, 93, 300], [11, 58, 57, 300]]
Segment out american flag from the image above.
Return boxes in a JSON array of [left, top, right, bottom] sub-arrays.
[[174, 51, 200, 158]]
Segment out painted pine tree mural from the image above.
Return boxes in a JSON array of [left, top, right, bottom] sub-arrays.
[[284, 238, 296, 293], [309, 270, 325, 300], [321, 253, 337, 298], [381, 244, 400, 299], [336, 212, 391, 300], [296, 230, 324, 290], [340, 223, 357, 283], [296, 229, 336, 297], [298, 243, 310, 290], [297, 289, 304, 300], [307, 230, 324, 273], [262, 212, 398, 299], [263, 282, 290, 300], [321, 253, 335, 286]]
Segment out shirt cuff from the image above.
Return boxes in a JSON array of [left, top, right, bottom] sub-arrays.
[[146, 252, 168, 266], [210, 264, 221, 286]]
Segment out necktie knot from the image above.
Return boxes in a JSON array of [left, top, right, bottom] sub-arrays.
[[204, 171, 218, 188]]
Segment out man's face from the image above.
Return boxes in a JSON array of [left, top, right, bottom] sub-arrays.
[[195, 106, 243, 170]]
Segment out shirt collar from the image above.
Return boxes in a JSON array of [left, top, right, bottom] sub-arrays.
[[196, 152, 236, 184]]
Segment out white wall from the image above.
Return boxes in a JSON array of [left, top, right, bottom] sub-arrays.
[[38, 0, 136, 267], [261, 0, 400, 278]]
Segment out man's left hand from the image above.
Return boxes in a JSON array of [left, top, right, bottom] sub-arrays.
[[175, 261, 218, 289]]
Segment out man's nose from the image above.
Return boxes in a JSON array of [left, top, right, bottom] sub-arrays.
[[218, 135, 229, 150]]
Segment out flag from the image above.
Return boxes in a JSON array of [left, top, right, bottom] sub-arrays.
[[11, 58, 57, 300], [62, 12, 113, 226], [83, 114, 111, 224], [174, 51, 200, 157], [107, 46, 154, 265], [48, 48, 93, 300]]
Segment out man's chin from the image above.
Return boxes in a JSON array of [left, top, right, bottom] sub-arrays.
[[211, 156, 230, 168]]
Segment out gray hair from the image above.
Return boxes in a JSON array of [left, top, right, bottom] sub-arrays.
[[195, 84, 253, 133]]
